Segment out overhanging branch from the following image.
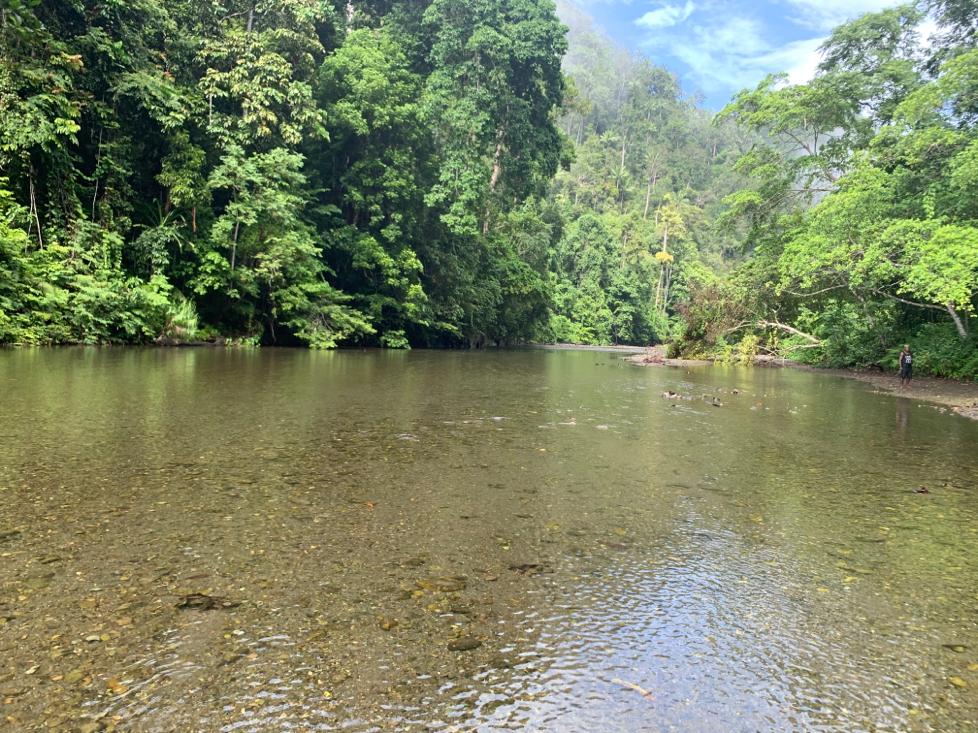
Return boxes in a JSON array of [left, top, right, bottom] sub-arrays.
[[757, 319, 823, 345]]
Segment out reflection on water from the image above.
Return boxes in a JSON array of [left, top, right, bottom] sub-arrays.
[[1, 348, 977, 732]]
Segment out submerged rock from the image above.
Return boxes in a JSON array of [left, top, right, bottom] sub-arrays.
[[508, 563, 552, 575], [447, 637, 482, 652], [0, 530, 23, 545], [416, 577, 467, 593], [943, 644, 969, 653], [175, 593, 239, 611], [21, 571, 55, 590], [63, 669, 85, 685]]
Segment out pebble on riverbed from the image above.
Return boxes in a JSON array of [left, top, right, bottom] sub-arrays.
[[447, 637, 482, 652], [508, 562, 553, 575], [416, 577, 467, 593], [175, 593, 239, 611]]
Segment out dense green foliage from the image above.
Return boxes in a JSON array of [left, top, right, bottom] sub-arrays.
[[0, 0, 567, 347], [678, 1, 978, 378], [541, 2, 754, 345], [2, 0, 977, 379]]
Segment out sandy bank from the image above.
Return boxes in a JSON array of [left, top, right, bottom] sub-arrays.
[[626, 348, 978, 420], [624, 346, 713, 368], [527, 343, 651, 354]]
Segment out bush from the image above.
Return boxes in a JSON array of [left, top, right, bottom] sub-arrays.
[[380, 329, 410, 349], [736, 333, 760, 363], [161, 295, 200, 342], [901, 322, 978, 380]]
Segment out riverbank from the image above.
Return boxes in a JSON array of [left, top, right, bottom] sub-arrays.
[[791, 364, 978, 420], [623, 345, 713, 368], [531, 342, 712, 365], [527, 343, 650, 354], [625, 347, 978, 420]]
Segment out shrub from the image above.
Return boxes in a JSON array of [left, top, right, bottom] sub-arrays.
[[901, 323, 978, 380]]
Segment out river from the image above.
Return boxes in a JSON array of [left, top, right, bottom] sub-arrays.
[[1, 348, 977, 732]]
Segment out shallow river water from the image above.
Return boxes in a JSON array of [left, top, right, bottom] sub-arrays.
[[2, 348, 978, 732]]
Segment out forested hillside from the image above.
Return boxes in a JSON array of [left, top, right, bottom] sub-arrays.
[[676, 1, 978, 378], [1, 0, 977, 379], [0, 0, 568, 347], [545, 0, 754, 345]]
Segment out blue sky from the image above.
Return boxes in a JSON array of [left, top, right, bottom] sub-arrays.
[[568, 0, 906, 108]]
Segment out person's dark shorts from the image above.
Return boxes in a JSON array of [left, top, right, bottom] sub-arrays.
[[901, 364, 912, 380]]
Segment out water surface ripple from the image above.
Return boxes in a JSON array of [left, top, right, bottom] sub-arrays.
[[1, 348, 977, 732]]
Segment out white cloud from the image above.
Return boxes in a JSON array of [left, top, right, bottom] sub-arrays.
[[916, 16, 940, 51], [781, 0, 901, 31], [625, 0, 932, 105], [636, 1, 696, 30], [636, 9, 829, 100], [757, 36, 826, 84]]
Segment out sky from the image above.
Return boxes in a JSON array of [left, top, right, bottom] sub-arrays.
[[567, 0, 908, 109]]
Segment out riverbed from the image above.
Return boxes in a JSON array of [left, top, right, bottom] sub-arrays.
[[1, 348, 977, 732]]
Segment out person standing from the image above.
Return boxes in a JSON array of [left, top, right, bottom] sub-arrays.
[[899, 344, 913, 388]]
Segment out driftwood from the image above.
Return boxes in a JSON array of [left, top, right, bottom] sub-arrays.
[[611, 677, 655, 700]]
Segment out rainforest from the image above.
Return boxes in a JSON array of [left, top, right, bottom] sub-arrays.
[[1, 0, 977, 377]]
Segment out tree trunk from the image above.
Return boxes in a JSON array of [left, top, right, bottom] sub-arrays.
[[654, 226, 669, 311], [757, 320, 822, 345], [231, 220, 240, 270], [489, 140, 503, 193], [617, 134, 628, 213], [28, 165, 43, 249], [947, 303, 969, 339], [642, 169, 659, 220], [91, 127, 103, 220], [483, 139, 504, 235]]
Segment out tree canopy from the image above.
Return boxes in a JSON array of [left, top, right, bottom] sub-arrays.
[[1, 0, 976, 378], [675, 1, 978, 378]]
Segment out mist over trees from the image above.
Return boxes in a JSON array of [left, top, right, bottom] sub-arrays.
[[547, 0, 757, 345]]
